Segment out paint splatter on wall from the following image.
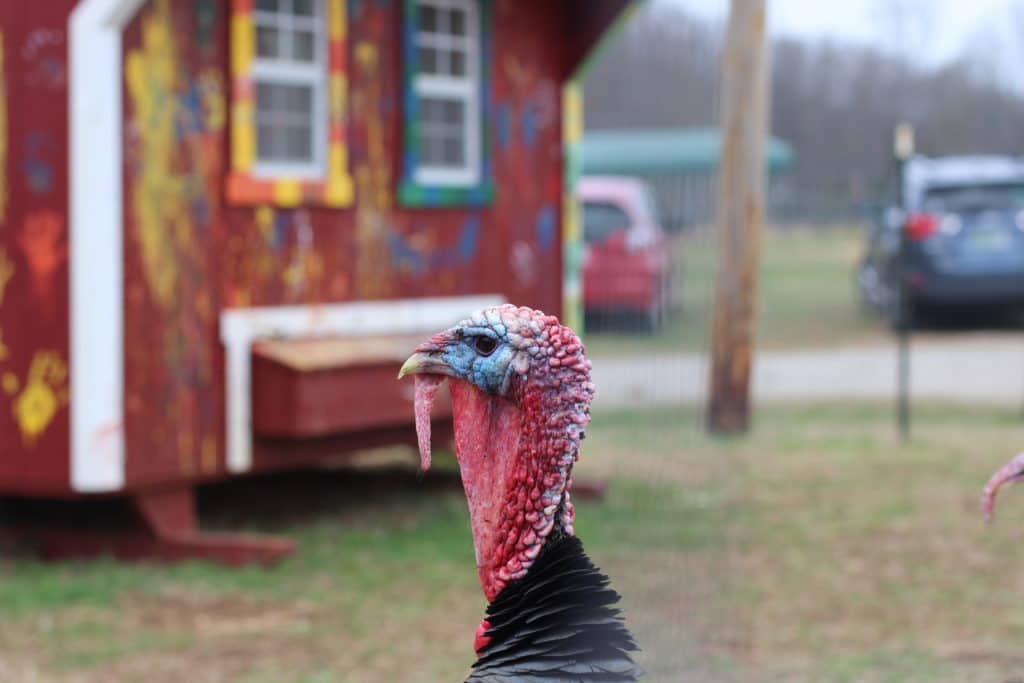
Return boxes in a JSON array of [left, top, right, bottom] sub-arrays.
[[352, 40, 396, 299], [122, 0, 224, 480], [125, 0, 188, 308], [17, 210, 66, 311], [114, 0, 568, 486], [23, 132, 55, 195], [22, 28, 65, 90], [0, 2, 74, 487], [0, 248, 14, 307], [12, 350, 68, 447]]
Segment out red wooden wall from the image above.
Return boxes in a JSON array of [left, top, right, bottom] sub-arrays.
[[119, 0, 569, 489], [0, 2, 76, 493]]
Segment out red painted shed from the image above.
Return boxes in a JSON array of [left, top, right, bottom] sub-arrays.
[[0, 0, 630, 562]]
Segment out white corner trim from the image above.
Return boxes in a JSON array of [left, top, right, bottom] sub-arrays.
[[219, 294, 505, 473], [68, 0, 146, 493]]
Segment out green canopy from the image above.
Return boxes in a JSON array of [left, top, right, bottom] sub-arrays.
[[581, 127, 795, 176]]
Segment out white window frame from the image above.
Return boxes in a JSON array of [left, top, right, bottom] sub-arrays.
[[251, 0, 328, 180], [414, 0, 481, 188]]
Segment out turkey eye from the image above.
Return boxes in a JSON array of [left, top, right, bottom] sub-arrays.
[[474, 336, 498, 356]]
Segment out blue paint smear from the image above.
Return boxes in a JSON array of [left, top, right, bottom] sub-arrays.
[[388, 231, 427, 275], [496, 104, 511, 149], [536, 205, 556, 251], [521, 106, 538, 148], [454, 216, 481, 263], [270, 212, 291, 250], [177, 84, 204, 139], [429, 216, 480, 269], [388, 216, 481, 276], [23, 133, 54, 195]]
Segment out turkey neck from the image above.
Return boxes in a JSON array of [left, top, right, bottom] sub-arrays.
[[449, 363, 591, 603], [467, 525, 643, 683]]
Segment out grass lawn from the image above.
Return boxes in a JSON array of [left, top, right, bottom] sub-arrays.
[[582, 225, 889, 357], [4, 402, 1024, 681]]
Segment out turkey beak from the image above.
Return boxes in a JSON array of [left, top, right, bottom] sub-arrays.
[[398, 343, 455, 380], [398, 352, 450, 379]]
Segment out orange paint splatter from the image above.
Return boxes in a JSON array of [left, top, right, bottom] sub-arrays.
[[17, 210, 67, 305], [201, 435, 218, 474], [0, 248, 13, 307]]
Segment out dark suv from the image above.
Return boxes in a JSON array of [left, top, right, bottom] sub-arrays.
[[858, 155, 1024, 326]]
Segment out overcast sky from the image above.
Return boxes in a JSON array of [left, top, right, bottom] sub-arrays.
[[666, 0, 1022, 72]]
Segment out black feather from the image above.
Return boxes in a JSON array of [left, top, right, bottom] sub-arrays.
[[466, 528, 643, 682]]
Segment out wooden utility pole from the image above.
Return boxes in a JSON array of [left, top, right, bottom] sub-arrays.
[[707, 0, 768, 434], [893, 122, 915, 442]]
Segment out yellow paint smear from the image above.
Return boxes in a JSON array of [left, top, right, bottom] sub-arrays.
[[13, 350, 68, 447], [124, 0, 186, 308], [352, 40, 394, 298], [273, 180, 302, 206]]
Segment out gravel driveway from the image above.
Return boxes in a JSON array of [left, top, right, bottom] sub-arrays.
[[591, 333, 1024, 407]]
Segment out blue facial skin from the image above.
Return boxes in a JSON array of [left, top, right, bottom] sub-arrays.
[[440, 326, 516, 396]]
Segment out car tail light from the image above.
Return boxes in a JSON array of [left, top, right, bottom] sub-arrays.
[[905, 212, 940, 241]]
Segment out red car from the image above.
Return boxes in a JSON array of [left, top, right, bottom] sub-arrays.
[[580, 176, 675, 330]]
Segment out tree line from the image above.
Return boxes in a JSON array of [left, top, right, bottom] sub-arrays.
[[583, 1, 1024, 223]]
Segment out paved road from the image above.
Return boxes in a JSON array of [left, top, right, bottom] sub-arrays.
[[591, 334, 1024, 407]]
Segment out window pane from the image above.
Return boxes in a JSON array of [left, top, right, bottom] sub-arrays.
[[258, 123, 280, 160], [257, 82, 314, 116], [293, 0, 314, 16], [450, 50, 466, 77], [256, 26, 280, 58], [286, 125, 313, 160], [418, 93, 469, 169], [256, 0, 279, 11], [443, 137, 465, 165], [450, 8, 466, 35], [442, 99, 463, 126], [419, 96, 439, 124], [418, 5, 437, 33], [287, 85, 312, 114], [418, 46, 437, 74], [256, 81, 317, 164], [419, 132, 438, 165], [255, 82, 275, 112], [293, 30, 316, 61]]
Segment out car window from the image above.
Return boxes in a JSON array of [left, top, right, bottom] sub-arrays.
[[637, 185, 660, 224], [583, 201, 631, 244], [923, 184, 1024, 213]]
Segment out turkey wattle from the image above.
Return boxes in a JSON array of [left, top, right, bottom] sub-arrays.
[[400, 304, 642, 681]]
